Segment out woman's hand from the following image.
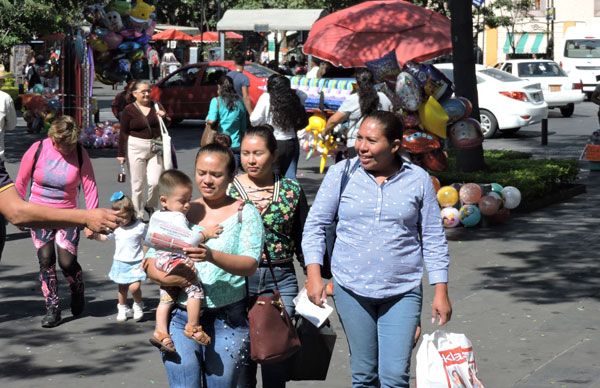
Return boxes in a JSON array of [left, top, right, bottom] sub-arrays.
[[117, 157, 126, 165], [431, 283, 452, 326], [156, 108, 167, 118], [305, 264, 327, 307], [183, 244, 213, 263]]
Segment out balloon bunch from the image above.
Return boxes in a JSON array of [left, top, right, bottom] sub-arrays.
[[85, 0, 157, 84], [299, 113, 340, 173], [433, 177, 521, 228], [395, 61, 484, 172], [81, 121, 121, 149], [21, 87, 62, 134]]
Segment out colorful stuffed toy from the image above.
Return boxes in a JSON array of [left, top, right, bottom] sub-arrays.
[[130, 0, 155, 23]]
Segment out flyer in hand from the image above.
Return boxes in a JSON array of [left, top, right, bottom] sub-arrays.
[[145, 211, 202, 254]]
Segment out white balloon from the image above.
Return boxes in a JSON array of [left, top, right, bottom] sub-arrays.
[[501, 186, 521, 209]]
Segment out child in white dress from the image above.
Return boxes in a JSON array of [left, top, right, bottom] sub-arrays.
[[86, 191, 147, 322]]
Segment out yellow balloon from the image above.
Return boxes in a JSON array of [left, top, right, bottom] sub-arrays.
[[306, 114, 326, 133], [437, 186, 459, 207], [419, 96, 449, 138]]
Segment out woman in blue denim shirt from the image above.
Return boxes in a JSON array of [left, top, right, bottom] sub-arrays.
[[156, 139, 264, 388], [230, 126, 308, 388], [302, 111, 452, 388]]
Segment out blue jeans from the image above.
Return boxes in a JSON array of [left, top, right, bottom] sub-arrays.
[[333, 280, 422, 388], [238, 263, 299, 388], [162, 300, 250, 388]]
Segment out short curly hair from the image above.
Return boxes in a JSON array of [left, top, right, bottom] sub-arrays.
[[48, 115, 81, 146]]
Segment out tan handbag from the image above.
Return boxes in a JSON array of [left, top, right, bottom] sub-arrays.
[[201, 98, 220, 147]]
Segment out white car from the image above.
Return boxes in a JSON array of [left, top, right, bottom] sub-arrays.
[[434, 64, 549, 138], [494, 59, 585, 117]]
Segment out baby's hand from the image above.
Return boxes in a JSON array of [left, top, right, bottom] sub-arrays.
[[83, 227, 95, 239], [202, 224, 223, 240]]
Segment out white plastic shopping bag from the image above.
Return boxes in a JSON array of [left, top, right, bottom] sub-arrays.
[[416, 330, 484, 388]]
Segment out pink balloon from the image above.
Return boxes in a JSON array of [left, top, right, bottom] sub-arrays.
[[103, 31, 123, 50], [459, 183, 482, 205], [478, 195, 501, 216]]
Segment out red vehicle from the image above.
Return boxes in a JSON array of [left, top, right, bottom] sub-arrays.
[[150, 61, 277, 123]]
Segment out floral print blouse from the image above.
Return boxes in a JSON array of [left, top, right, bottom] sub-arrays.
[[230, 175, 308, 266]]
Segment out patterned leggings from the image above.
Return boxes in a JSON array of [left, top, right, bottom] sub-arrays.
[[32, 227, 83, 310]]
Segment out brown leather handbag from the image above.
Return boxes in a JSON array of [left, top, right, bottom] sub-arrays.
[[201, 98, 220, 147], [248, 255, 300, 364]]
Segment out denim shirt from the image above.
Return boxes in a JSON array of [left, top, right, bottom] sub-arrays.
[[302, 157, 449, 298]]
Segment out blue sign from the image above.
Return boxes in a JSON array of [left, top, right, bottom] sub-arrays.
[[473, 0, 485, 6]]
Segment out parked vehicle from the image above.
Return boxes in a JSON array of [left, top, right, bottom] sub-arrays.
[[554, 24, 600, 97], [148, 61, 278, 123], [495, 59, 585, 117], [433, 64, 549, 138]]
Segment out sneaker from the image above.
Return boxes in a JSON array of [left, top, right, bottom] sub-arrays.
[[116, 304, 133, 322], [70, 290, 85, 317], [132, 302, 144, 321], [41, 307, 61, 328]]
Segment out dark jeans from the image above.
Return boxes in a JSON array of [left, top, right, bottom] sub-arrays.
[[237, 263, 299, 388], [274, 139, 300, 179]]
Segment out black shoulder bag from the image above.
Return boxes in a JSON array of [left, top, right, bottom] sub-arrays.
[[321, 158, 359, 279]]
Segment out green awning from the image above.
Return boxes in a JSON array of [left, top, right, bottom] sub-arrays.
[[503, 32, 547, 54]]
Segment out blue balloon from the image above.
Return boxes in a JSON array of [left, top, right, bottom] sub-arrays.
[[118, 41, 141, 52], [94, 27, 109, 38], [117, 58, 131, 74], [47, 98, 62, 112], [459, 205, 481, 227], [135, 34, 150, 45], [442, 98, 467, 123], [32, 84, 44, 94]]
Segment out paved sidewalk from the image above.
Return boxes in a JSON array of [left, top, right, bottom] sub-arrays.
[[0, 85, 598, 387]]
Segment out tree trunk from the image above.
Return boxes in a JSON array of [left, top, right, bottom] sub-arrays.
[[449, 0, 486, 172]]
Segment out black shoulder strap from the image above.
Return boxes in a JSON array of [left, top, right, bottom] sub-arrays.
[[334, 158, 359, 221], [29, 140, 44, 197], [31, 140, 44, 177]]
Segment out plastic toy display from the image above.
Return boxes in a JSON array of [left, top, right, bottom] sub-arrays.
[[85, 1, 157, 84], [80, 121, 121, 149]]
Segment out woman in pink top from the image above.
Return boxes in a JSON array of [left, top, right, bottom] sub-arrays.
[[16, 116, 99, 328]]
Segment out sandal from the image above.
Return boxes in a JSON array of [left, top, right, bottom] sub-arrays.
[[184, 323, 211, 345], [149, 331, 177, 353]]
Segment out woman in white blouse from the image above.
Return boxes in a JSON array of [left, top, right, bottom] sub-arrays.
[[249, 74, 307, 179]]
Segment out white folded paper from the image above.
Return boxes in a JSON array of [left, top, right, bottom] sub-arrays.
[[293, 287, 334, 328]]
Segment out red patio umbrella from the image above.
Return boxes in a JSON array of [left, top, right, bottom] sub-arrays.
[[192, 32, 219, 43], [192, 31, 243, 43], [224, 32, 243, 40], [303, 0, 452, 67], [152, 29, 193, 41]]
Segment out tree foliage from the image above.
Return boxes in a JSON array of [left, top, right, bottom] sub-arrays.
[[0, 0, 97, 66]]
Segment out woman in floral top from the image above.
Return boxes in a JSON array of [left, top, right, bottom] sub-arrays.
[[230, 125, 308, 388]]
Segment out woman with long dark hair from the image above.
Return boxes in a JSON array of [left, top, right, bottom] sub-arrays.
[[250, 74, 307, 179], [324, 68, 393, 158], [232, 126, 308, 387], [205, 75, 247, 168]]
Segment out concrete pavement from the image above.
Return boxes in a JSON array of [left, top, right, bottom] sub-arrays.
[[0, 84, 598, 387]]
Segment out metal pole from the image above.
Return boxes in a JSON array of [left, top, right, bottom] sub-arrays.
[[550, 0, 555, 59], [541, 118, 548, 145]]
